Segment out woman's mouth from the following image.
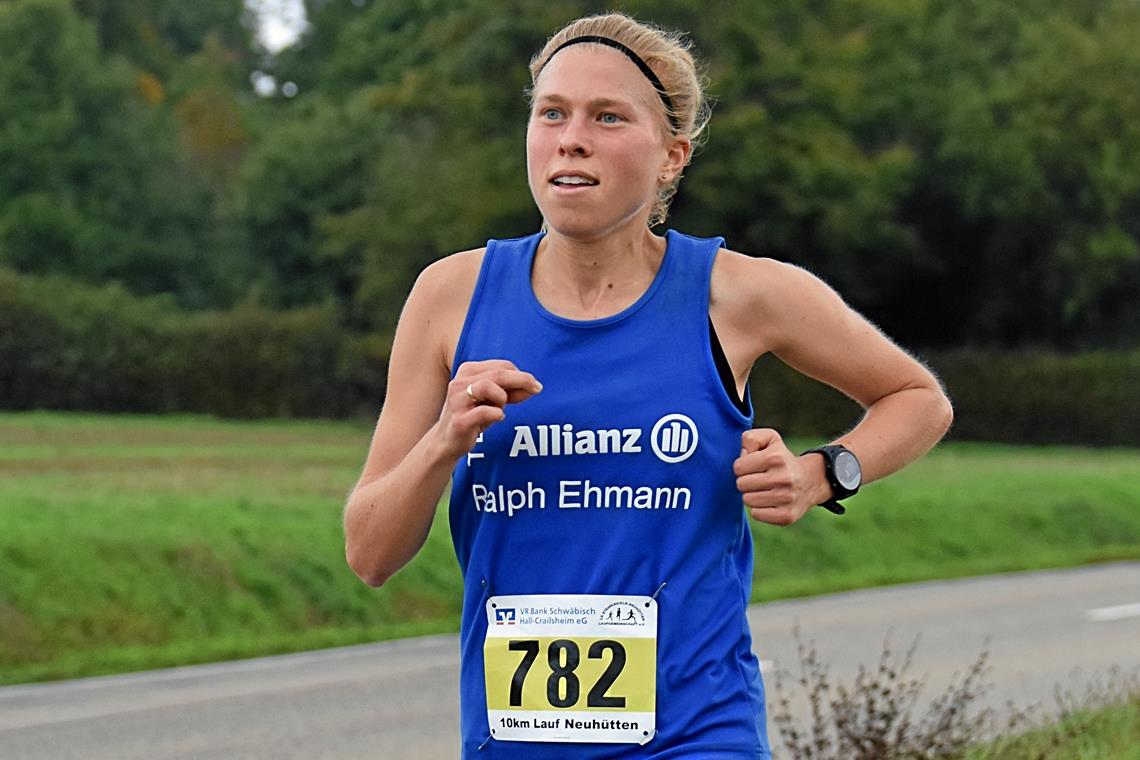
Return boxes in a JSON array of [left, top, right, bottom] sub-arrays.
[[549, 173, 600, 192]]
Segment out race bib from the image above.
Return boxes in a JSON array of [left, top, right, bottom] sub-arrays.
[[484, 594, 657, 744]]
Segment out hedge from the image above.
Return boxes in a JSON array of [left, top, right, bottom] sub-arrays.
[[750, 348, 1140, 446], [2, 269, 1137, 444], [0, 270, 379, 419]]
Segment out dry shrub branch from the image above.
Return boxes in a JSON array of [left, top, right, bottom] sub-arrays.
[[772, 625, 994, 760]]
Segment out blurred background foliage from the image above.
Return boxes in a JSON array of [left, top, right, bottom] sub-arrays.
[[1, 0, 1138, 435]]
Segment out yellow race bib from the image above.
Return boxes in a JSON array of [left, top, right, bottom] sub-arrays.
[[484, 594, 657, 744]]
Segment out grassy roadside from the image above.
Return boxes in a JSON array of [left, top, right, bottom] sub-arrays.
[[969, 697, 1140, 760], [771, 629, 1140, 759], [2, 411, 1139, 686], [753, 439, 1140, 600]]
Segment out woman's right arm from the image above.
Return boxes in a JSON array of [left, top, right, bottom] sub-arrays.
[[343, 254, 542, 587]]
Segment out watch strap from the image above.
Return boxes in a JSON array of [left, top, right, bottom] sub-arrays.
[[818, 498, 847, 515]]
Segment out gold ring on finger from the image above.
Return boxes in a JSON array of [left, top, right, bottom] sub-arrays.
[[465, 384, 479, 403]]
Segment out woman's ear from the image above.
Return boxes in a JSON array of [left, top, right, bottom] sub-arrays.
[[662, 136, 692, 182]]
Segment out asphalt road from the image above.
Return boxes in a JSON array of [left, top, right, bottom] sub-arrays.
[[2, 562, 1138, 759]]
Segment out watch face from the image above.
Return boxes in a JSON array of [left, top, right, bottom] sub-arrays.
[[835, 450, 861, 490]]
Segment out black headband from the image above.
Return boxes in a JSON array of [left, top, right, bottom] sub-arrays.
[[538, 35, 679, 131]]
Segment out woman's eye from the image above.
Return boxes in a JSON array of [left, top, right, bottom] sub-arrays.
[[599, 112, 623, 124], [540, 108, 561, 120]]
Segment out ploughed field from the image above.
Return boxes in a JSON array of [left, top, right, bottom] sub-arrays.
[[2, 411, 1139, 685]]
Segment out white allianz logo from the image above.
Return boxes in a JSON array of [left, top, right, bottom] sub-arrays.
[[650, 413, 699, 463], [506, 413, 699, 464]]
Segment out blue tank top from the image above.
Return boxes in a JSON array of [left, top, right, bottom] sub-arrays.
[[449, 229, 770, 758]]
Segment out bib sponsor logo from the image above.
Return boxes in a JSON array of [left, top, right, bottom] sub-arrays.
[[494, 608, 517, 625], [650, 414, 699, 463], [599, 601, 646, 627]]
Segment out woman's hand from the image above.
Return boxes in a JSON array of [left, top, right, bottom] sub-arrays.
[[435, 360, 543, 459], [733, 428, 828, 526]]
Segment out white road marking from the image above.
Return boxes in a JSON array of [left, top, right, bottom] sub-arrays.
[[1084, 602, 1140, 622]]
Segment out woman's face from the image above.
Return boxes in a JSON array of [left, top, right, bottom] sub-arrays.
[[526, 44, 686, 238]]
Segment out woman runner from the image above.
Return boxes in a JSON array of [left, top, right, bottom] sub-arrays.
[[344, 12, 953, 758]]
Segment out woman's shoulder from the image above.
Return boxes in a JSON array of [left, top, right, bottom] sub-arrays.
[[710, 247, 806, 315], [710, 246, 839, 359], [407, 246, 488, 315], [407, 246, 488, 372], [416, 246, 487, 291], [414, 229, 541, 316]]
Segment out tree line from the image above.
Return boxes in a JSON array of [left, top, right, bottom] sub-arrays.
[[2, 0, 1138, 354]]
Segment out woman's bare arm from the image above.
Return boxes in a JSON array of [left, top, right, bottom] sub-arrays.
[[714, 252, 954, 525], [343, 253, 542, 586]]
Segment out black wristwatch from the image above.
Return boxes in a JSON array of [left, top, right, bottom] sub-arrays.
[[801, 444, 861, 515]]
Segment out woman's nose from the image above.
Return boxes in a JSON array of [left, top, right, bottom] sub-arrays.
[[557, 117, 592, 156]]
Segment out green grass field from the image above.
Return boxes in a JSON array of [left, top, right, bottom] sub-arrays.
[[2, 411, 1139, 686]]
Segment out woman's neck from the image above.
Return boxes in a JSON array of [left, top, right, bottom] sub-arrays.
[[532, 225, 667, 320]]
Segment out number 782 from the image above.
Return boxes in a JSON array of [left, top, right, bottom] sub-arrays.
[[509, 638, 626, 709]]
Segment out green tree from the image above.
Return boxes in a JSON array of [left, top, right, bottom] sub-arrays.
[[859, 0, 1140, 347], [242, 0, 562, 328], [0, 0, 237, 307], [72, 0, 256, 86], [669, 0, 1140, 348], [9, 0, 1129, 349]]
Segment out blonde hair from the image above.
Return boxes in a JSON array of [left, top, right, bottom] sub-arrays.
[[528, 13, 712, 228]]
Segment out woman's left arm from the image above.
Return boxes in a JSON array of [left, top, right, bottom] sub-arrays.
[[719, 253, 955, 526]]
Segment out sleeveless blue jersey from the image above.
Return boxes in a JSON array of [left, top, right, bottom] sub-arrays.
[[449, 229, 770, 758]]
